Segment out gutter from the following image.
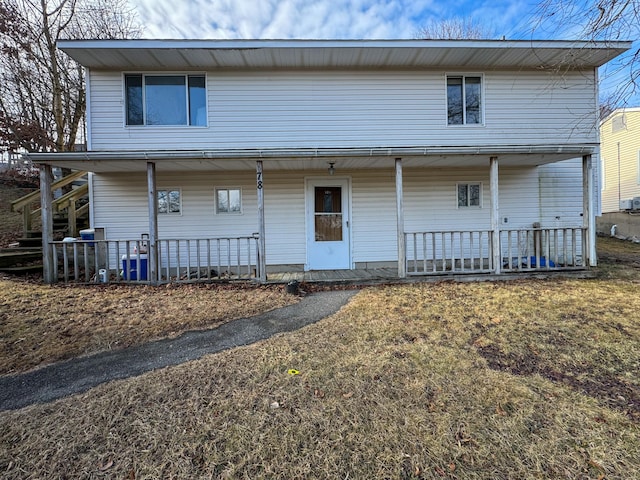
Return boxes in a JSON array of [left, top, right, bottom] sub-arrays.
[[25, 144, 597, 163]]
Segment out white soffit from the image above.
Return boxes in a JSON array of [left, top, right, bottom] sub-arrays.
[[57, 39, 632, 71]]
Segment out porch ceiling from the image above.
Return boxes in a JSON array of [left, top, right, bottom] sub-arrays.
[[57, 39, 631, 71], [27, 145, 594, 173]]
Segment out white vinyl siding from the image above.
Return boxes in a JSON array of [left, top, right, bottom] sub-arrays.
[[91, 163, 586, 268], [538, 159, 585, 225], [88, 69, 597, 152]]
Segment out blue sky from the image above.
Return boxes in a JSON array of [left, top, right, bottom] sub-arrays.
[[129, 0, 545, 40], [127, 0, 637, 105]]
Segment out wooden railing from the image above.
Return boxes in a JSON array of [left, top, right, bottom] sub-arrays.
[[405, 230, 494, 275], [405, 227, 587, 276], [48, 235, 261, 284], [500, 227, 586, 271], [10, 170, 88, 236]]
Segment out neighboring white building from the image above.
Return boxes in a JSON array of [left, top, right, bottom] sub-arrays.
[[29, 39, 630, 283]]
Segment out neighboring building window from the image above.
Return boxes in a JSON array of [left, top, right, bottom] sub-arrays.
[[158, 189, 181, 214], [216, 188, 242, 214], [457, 183, 481, 207], [447, 75, 482, 125], [611, 114, 626, 133], [125, 74, 206, 126]]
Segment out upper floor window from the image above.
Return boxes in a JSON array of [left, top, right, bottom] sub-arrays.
[[125, 74, 206, 126], [447, 75, 482, 125]]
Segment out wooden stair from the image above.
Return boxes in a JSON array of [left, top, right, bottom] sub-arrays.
[[2, 170, 90, 275], [0, 232, 43, 275]]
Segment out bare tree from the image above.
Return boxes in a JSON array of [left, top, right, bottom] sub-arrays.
[[415, 18, 496, 40], [0, 0, 142, 154], [535, 0, 640, 106]]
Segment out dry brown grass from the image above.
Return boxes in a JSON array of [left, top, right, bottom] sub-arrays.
[[1, 275, 639, 478], [0, 279, 296, 375]]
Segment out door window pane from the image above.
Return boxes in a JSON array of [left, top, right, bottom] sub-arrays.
[[314, 187, 342, 241]]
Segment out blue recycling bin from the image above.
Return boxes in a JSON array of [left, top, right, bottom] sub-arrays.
[[121, 254, 148, 280], [80, 228, 95, 246]]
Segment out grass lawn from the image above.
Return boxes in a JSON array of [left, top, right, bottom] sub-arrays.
[[1, 237, 639, 478]]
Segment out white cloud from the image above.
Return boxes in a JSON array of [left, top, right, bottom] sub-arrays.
[[130, 0, 526, 40]]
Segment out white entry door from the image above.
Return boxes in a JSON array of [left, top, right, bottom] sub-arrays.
[[306, 178, 351, 270]]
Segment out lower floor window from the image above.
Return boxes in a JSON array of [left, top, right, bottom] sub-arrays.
[[457, 183, 481, 207], [158, 189, 181, 214], [216, 187, 242, 214]]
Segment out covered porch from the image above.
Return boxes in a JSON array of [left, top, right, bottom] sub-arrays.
[[29, 145, 597, 285]]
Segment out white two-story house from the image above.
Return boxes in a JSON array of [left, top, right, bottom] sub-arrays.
[[30, 39, 630, 284]]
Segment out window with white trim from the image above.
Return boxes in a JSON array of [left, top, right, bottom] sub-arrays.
[[457, 183, 482, 207], [158, 189, 182, 214], [125, 74, 206, 126], [215, 188, 242, 214], [447, 75, 482, 125]]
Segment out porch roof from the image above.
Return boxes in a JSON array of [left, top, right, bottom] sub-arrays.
[[57, 39, 631, 72], [25, 144, 596, 172]]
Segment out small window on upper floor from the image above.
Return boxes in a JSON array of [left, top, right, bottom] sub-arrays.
[[125, 74, 206, 126], [447, 75, 483, 125], [612, 114, 626, 133], [457, 183, 482, 208], [215, 188, 242, 214], [158, 189, 182, 214]]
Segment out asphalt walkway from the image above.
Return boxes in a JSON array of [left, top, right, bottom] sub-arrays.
[[0, 290, 358, 411]]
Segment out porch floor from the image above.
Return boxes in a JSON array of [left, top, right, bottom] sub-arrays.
[[265, 267, 593, 286], [266, 267, 399, 284]]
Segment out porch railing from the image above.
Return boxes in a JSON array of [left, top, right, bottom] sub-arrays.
[[500, 227, 586, 271], [49, 235, 260, 284], [405, 230, 495, 275], [405, 227, 586, 276]]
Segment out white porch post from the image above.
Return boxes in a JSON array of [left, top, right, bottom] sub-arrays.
[[490, 156, 501, 274], [256, 160, 267, 282], [40, 164, 55, 284], [583, 154, 596, 266], [395, 157, 406, 278], [147, 162, 159, 284]]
